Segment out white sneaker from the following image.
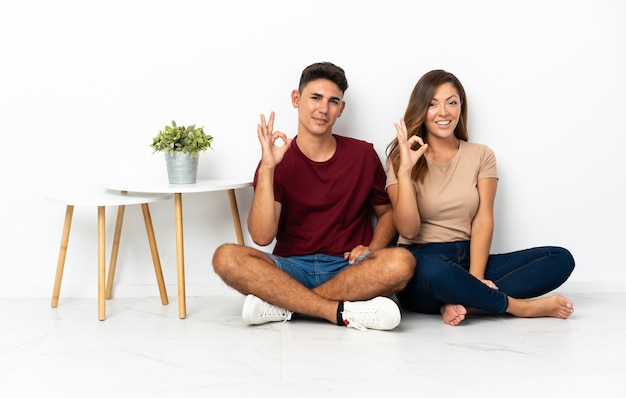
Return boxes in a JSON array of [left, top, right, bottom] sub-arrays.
[[341, 297, 401, 331], [241, 294, 293, 325]]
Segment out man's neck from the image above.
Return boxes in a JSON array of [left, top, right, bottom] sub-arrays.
[[296, 132, 337, 162]]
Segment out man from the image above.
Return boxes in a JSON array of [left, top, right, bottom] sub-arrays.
[[212, 62, 415, 331]]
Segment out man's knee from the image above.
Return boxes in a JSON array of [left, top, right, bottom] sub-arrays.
[[390, 247, 417, 276], [372, 247, 416, 287], [212, 243, 241, 276]]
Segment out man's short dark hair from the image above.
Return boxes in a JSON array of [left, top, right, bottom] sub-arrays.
[[298, 62, 349, 94]]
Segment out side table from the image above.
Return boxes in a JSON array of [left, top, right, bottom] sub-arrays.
[[46, 186, 172, 320], [106, 178, 253, 319]]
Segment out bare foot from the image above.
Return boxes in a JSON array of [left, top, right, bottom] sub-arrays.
[[508, 294, 574, 319], [441, 304, 468, 326]]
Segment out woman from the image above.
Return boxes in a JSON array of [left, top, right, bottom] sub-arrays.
[[386, 69, 575, 326]]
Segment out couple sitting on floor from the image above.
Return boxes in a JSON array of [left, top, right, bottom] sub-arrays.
[[212, 62, 575, 331]]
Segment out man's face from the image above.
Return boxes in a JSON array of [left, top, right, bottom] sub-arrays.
[[292, 78, 345, 137]]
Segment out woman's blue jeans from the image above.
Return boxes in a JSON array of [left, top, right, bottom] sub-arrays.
[[396, 241, 575, 314]]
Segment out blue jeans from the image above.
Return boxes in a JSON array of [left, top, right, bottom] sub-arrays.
[[265, 252, 371, 289], [397, 241, 575, 314]]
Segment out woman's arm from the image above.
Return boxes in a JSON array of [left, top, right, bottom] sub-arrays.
[[387, 118, 428, 240], [469, 177, 497, 280], [387, 181, 421, 240]]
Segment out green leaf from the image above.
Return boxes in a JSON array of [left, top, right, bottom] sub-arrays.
[[151, 120, 214, 155]]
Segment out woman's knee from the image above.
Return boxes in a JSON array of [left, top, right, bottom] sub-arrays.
[[416, 254, 452, 281], [552, 246, 576, 276]]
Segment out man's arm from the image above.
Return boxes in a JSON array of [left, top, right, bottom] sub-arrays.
[[248, 168, 281, 246], [343, 203, 397, 264], [247, 112, 291, 246], [369, 203, 398, 250]]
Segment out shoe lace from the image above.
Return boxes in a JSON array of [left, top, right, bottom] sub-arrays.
[[262, 303, 293, 322], [342, 308, 378, 331]]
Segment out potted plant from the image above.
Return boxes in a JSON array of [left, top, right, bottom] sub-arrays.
[[150, 120, 214, 184]]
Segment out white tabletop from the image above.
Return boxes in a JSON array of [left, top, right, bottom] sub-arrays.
[[106, 177, 253, 194], [45, 186, 172, 207]]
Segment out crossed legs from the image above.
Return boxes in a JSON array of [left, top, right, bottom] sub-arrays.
[[398, 243, 576, 326], [212, 244, 416, 324]]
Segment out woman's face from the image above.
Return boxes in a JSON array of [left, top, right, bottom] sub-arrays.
[[425, 82, 461, 140]]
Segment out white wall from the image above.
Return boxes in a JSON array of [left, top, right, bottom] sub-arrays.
[[1, 0, 624, 299]]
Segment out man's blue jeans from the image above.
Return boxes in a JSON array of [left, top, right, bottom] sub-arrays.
[[397, 241, 575, 314]]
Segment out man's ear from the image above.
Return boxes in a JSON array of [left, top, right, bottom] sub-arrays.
[[291, 89, 300, 108], [337, 100, 346, 117]]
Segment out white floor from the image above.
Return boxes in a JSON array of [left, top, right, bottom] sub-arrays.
[[1, 292, 624, 397]]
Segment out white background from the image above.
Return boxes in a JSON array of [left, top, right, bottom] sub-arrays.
[[1, 0, 624, 298]]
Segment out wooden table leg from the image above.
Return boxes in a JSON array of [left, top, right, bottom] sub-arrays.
[[51, 205, 74, 308], [174, 193, 186, 319], [98, 206, 106, 321], [142, 203, 169, 305], [105, 205, 125, 300], [227, 189, 245, 245]]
